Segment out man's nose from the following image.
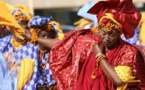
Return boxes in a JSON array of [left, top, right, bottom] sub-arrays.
[[104, 34, 110, 41], [44, 35, 48, 38]]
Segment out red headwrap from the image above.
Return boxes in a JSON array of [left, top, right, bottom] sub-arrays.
[[88, 0, 141, 39]]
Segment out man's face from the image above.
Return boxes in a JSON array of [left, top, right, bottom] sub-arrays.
[[17, 20, 29, 30], [100, 27, 120, 49], [38, 30, 57, 39], [38, 30, 56, 50], [38, 30, 49, 39]]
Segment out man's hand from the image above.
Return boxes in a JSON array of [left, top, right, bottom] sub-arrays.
[[92, 43, 103, 54], [21, 30, 32, 41]]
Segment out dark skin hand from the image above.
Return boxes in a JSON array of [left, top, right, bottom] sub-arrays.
[[92, 27, 123, 86], [92, 44, 123, 86], [22, 30, 60, 48]]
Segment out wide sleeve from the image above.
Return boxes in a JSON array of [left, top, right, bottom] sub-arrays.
[[17, 58, 34, 90], [114, 66, 140, 90]]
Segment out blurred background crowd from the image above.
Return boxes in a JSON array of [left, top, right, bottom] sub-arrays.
[[3, 0, 145, 32]]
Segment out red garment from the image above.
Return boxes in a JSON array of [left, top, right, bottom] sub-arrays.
[[88, 0, 141, 39], [75, 39, 145, 90], [50, 30, 102, 90]]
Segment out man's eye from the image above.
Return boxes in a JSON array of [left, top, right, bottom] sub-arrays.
[[102, 33, 106, 35], [39, 34, 44, 37], [42, 35, 45, 37], [110, 34, 115, 37]]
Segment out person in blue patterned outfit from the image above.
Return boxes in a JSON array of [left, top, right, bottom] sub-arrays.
[[11, 6, 32, 31], [0, 1, 40, 90], [0, 4, 32, 39], [28, 15, 57, 90], [0, 15, 57, 90], [0, 31, 40, 90], [0, 2, 58, 90]]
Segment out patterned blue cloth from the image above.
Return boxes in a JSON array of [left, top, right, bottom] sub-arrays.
[[0, 52, 7, 82], [29, 15, 61, 34], [36, 52, 55, 86], [0, 52, 17, 90], [11, 8, 25, 17], [0, 52, 15, 90], [0, 35, 38, 90], [121, 28, 139, 44], [0, 35, 55, 90], [29, 15, 53, 28]]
